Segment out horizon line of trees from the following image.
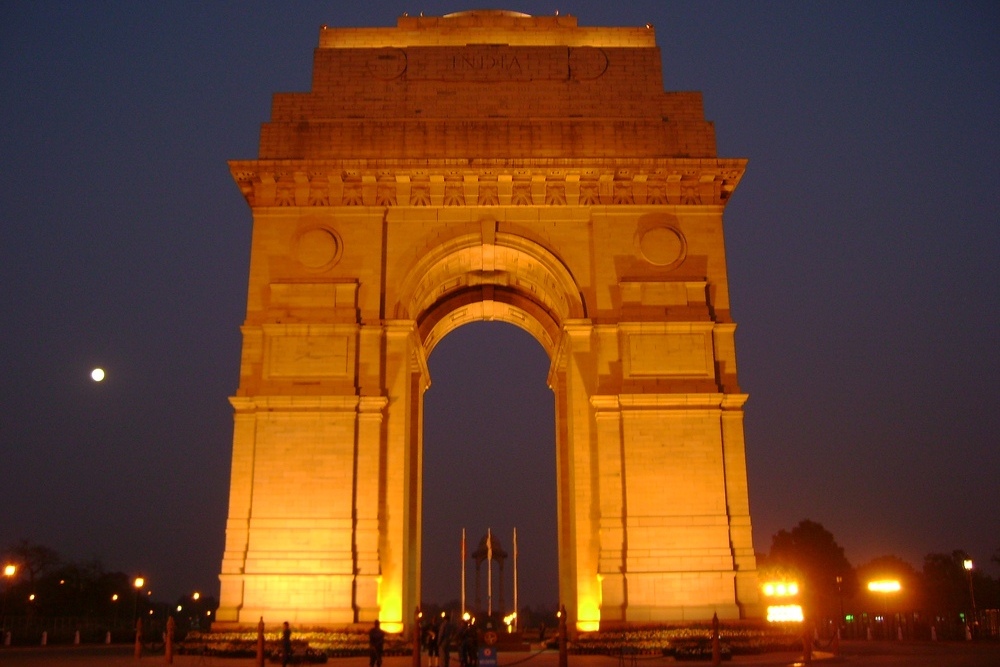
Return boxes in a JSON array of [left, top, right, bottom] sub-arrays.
[[758, 519, 999, 631], [5, 523, 998, 630], [0, 539, 216, 624]]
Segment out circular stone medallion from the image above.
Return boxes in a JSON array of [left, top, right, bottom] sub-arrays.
[[638, 226, 685, 267], [295, 227, 341, 269]]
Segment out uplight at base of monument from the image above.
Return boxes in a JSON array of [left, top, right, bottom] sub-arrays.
[[377, 577, 403, 633], [576, 584, 601, 632]]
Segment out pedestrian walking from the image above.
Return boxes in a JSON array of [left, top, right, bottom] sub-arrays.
[[369, 619, 386, 667], [281, 621, 292, 667]]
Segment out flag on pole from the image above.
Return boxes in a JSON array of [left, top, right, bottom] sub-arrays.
[[461, 528, 467, 615], [513, 527, 519, 631], [487, 527, 493, 616]]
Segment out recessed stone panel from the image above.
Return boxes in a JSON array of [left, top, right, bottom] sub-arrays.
[[266, 335, 350, 377], [626, 332, 712, 377]]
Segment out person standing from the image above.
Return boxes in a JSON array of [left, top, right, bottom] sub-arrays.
[[460, 620, 478, 667], [438, 613, 454, 667], [281, 622, 292, 667], [369, 619, 386, 667], [424, 621, 439, 667]]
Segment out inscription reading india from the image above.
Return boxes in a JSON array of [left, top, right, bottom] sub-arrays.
[[453, 52, 522, 74], [407, 46, 560, 82], [368, 46, 610, 82]]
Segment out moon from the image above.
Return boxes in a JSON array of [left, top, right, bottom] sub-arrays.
[[91, 368, 106, 382]]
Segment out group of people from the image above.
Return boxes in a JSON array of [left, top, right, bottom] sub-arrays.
[[370, 614, 479, 667], [421, 614, 480, 667], [278, 614, 483, 667]]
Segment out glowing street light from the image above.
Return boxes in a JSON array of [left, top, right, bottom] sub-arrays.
[[762, 581, 799, 597], [2, 565, 16, 618], [133, 577, 145, 620], [963, 559, 977, 628], [761, 579, 803, 623], [867, 580, 901, 639], [866, 580, 901, 594]]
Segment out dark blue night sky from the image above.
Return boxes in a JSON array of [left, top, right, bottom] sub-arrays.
[[2, 2, 997, 608]]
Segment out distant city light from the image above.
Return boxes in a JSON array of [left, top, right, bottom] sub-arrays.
[[3, 564, 15, 577], [767, 605, 804, 623], [762, 580, 799, 597], [867, 580, 901, 593]]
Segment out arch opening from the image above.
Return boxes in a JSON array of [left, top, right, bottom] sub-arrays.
[[421, 321, 558, 618]]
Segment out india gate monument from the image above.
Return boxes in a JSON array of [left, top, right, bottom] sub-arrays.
[[217, 10, 759, 633]]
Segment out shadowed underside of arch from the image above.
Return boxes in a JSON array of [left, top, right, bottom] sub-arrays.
[[397, 233, 587, 357]]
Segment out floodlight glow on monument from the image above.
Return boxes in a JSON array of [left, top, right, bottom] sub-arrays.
[[216, 9, 759, 632]]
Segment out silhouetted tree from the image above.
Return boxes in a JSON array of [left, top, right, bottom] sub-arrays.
[[768, 519, 855, 620], [922, 551, 970, 616], [5, 539, 61, 584]]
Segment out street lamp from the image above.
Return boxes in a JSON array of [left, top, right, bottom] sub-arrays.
[[2, 564, 16, 622], [133, 577, 145, 620], [835, 576, 844, 625], [963, 559, 977, 631], [761, 579, 803, 623], [867, 580, 900, 639]]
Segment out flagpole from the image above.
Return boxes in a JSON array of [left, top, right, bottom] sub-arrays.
[[513, 527, 518, 632], [461, 528, 466, 616], [487, 527, 493, 617]]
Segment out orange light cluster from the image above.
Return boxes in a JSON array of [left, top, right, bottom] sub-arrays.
[[761, 581, 799, 597]]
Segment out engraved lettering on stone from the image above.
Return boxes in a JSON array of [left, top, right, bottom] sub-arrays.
[[568, 47, 609, 80], [409, 46, 555, 81], [452, 53, 522, 75], [366, 48, 407, 80]]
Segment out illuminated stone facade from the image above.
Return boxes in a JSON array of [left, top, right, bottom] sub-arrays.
[[217, 10, 759, 632]]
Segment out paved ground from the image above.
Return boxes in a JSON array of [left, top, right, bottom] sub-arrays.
[[1, 642, 999, 667]]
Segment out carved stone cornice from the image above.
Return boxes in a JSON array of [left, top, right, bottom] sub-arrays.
[[229, 158, 746, 208]]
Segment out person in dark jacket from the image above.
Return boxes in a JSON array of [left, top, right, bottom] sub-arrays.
[[369, 620, 386, 667]]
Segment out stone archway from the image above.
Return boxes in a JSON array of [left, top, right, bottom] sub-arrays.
[[216, 11, 759, 634]]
